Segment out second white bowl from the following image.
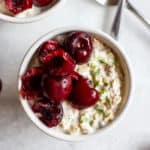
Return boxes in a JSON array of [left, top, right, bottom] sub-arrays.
[[0, 0, 65, 23]]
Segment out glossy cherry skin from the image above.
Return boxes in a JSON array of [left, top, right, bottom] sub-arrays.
[[42, 75, 72, 102], [5, 0, 32, 14], [64, 32, 93, 64], [32, 98, 63, 127], [33, 0, 53, 6], [42, 49, 75, 77], [69, 75, 99, 109], [38, 40, 60, 64], [20, 67, 45, 100]]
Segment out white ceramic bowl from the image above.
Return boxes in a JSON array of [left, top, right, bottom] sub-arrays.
[[0, 0, 65, 23], [18, 27, 133, 142]]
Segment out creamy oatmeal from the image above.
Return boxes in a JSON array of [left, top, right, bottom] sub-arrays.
[[57, 38, 123, 135]]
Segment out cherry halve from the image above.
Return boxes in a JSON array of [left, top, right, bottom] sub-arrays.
[[69, 75, 99, 109], [5, 0, 32, 14], [32, 98, 63, 127], [38, 40, 60, 64], [42, 75, 72, 103], [20, 67, 45, 100], [33, 0, 53, 6], [64, 31, 93, 64], [41, 49, 75, 77]]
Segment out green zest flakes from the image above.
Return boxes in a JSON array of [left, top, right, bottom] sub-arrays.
[[96, 108, 104, 115], [90, 67, 100, 88], [98, 56, 116, 66], [104, 111, 110, 118], [98, 57, 105, 64], [80, 116, 89, 123]]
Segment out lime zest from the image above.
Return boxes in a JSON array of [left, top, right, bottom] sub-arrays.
[[96, 108, 104, 115], [80, 116, 89, 123], [98, 56, 116, 66], [104, 111, 110, 118]]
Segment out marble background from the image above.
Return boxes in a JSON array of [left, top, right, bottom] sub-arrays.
[[0, 0, 150, 149]]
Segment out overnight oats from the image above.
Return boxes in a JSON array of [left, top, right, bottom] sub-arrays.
[[19, 31, 124, 135], [0, 0, 58, 18]]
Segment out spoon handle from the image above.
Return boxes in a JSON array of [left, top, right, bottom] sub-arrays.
[[127, 1, 150, 29], [111, 0, 125, 40]]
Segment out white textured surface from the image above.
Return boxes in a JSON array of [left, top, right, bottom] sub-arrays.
[[0, 0, 150, 149]]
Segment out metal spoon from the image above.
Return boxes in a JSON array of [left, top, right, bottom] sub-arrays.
[[96, 0, 150, 29], [111, 0, 125, 39], [126, 0, 150, 29], [96, 0, 118, 6]]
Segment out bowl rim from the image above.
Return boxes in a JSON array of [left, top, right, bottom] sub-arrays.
[[0, 0, 65, 24], [18, 26, 133, 142]]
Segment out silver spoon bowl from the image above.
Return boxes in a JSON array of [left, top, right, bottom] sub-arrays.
[[96, 0, 118, 6]]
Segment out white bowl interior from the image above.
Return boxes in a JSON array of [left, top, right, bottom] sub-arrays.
[[0, 0, 65, 23], [18, 27, 132, 141]]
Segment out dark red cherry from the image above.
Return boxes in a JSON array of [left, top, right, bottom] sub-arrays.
[[32, 98, 63, 127], [64, 32, 93, 64], [42, 49, 75, 77], [20, 67, 45, 100], [42, 75, 72, 102], [38, 40, 60, 64], [70, 71, 80, 81], [69, 76, 99, 109], [33, 0, 53, 6], [5, 0, 32, 14]]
